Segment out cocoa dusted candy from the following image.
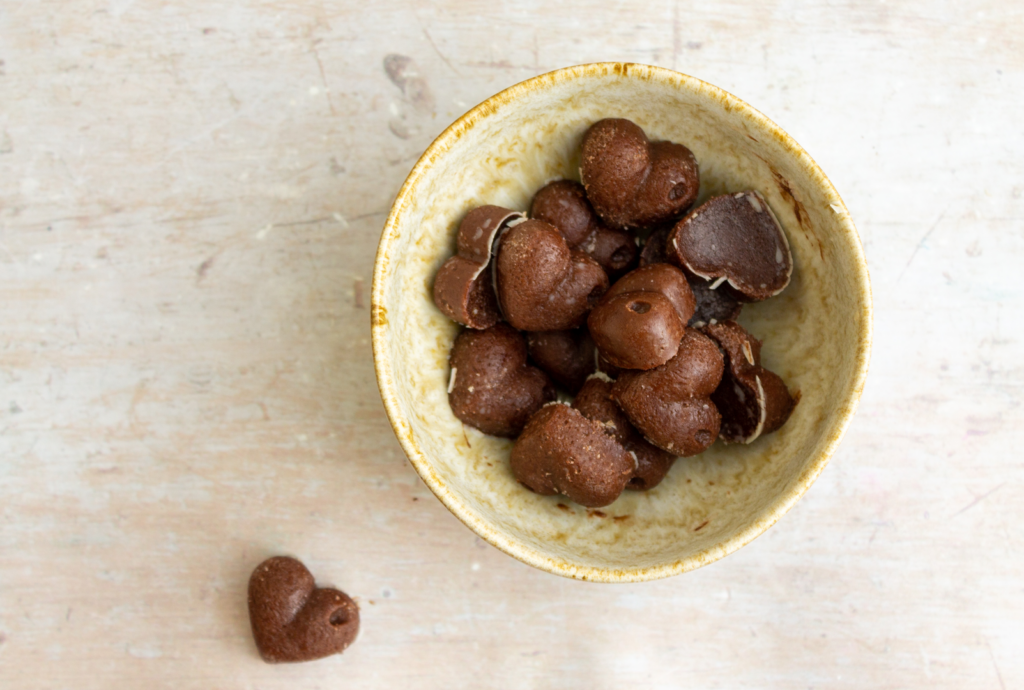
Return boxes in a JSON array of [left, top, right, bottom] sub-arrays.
[[248, 556, 359, 663], [530, 179, 638, 278], [448, 323, 555, 438], [573, 374, 676, 491], [668, 191, 793, 301], [587, 263, 695, 371], [433, 206, 525, 328], [638, 225, 672, 267], [510, 403, 635, 507], [581, 118, 700, 232], [704, 320, 796, 443], [526, 328, 597, 394], [612, 328, 724, 456], [495, 219, 609, 331]]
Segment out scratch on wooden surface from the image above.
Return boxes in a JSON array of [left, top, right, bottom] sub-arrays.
[[415, 17, 461, 77], [898, 209, 947, 283], [354, 277, 364, 309], [987, 638, 1006, 690], [951, 483, 1004, 517], [196, 254, 216, 283], [310, 39, 337, 116]]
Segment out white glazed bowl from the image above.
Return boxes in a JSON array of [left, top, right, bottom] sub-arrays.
[[372, 63, 871, 582]]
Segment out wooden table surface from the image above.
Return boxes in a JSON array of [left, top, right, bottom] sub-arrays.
[[1, 1, 1022, 687]]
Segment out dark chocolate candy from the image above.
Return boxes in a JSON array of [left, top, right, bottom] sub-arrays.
[[603, 262, 695, 324], [581, 119, 700, 232], [588, 292, 685, 371], [573, 374, 676, 491], [530, 179, 638, 278], [612, 328, 724, 456], [433, 206, 525, 328], [687, 276, 744, 327], [704, 320, 796, 444], [668, 191, 793, 302], [510, 403, 634, 508], [248, 556, 359, 664], [526, 328, 597, 394], [495, 219, 609, 331], [448, 323, 555, 438]]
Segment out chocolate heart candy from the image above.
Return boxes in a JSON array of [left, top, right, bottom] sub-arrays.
[[573, 374, 676, 491], [448, 323, 555, 438], [248, 556, 359, 664], [668, 191, 793, 301], [530, 179, 638, 278], [588, 292, 685, 371], [495, 219, 609, 331], [588, 263, 695, 370], [704, 320, 796, 443], [433, 206, 525, 328], [526, 328, 597, 394], [581, 118, 700, 232], [612, 328, 724, 456], [510, 402, 634, 508]]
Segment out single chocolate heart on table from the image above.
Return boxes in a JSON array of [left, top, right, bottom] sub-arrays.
[[612, 327, 724, 456], [587, 263, 695, 371], [510, 402, 635, 508], [704, 320, 796, 444], [248, 556, 359, 664], [580, 118, 700, 232], [448, 322, 555, 438], [433, 206, 525, 329], [667, 191, 793, 302], [573, 374, 676, 491], [529, 179, 638, 278], [495, 219, 609, 331], [526, 328, 597, 394]]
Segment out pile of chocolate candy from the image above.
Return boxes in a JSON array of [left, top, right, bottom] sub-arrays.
[[433, 118, 797, 508]]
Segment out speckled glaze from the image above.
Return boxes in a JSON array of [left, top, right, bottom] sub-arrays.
[[371, 63, 872, 582]]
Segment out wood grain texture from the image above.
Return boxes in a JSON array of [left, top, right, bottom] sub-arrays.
[[0, 0, 1021, 687]]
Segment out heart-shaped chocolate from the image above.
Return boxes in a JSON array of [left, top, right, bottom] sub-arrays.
[[588, 263, 696, 371], [510, 402, 635, 508], [667, 191, 793, 302], [495, 219, 609, 331], [573, 374, 676, 491], [704, 320, 796, 444], [248, 556, 359, 664], [526, 328, 597, 394], [612, 328, 724, 456], [448, 323, 555, 437], [433, 206, 525, 328], [529, 179, 638, 278], [581, 118, 700, 232]]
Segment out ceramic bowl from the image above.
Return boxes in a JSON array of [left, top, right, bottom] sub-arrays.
[[371, 63, 871, 582]]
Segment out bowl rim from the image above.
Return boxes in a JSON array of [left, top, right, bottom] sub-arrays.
[[371, 62, 873, 583]]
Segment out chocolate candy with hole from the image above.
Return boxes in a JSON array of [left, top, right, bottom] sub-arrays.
[[612, 328, 724, 456], [530, 179, 638, 278], [588, 292, 685, 371], [573, 374, 676, 491], [510, 403, 634, 507], [581, 119, 700, 232], [248, 556, 359, 663], [495, 219, 609, 331], [704, 320, 796, 443], [668, 191, 793, 301], [448, 323, 555, 438], [526, 328, 597, 394], [433, 206, 525, 328]]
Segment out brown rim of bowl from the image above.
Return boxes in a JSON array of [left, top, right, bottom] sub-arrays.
[[370, 62, 873, 583]]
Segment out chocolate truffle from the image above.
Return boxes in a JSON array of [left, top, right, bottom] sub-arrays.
[[581, 118, 700, 232], [704, 320, 796, 443], [448, 323, 555, 438], [526, 328, 598, 394]]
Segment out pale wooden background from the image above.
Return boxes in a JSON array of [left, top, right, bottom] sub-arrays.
[[1, 1, 1022, 688]]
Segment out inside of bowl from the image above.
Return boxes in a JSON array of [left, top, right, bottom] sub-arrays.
[[374, 64, 869, 580]]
